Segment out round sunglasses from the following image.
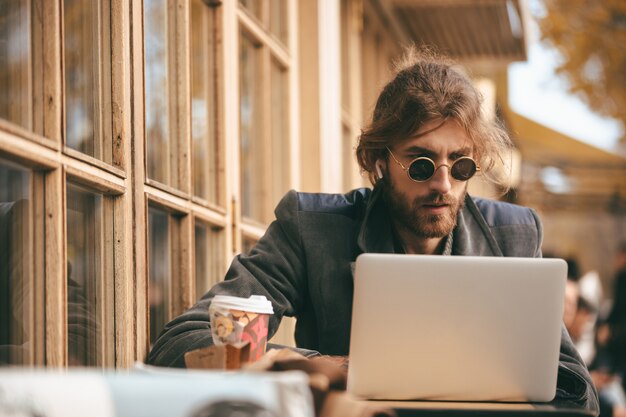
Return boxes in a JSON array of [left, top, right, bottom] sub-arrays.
[[386, 147, 480, 182]]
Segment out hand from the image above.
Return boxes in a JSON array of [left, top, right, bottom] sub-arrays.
[[315, 355, 349, 369]]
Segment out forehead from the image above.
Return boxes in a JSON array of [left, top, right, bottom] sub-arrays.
[[396, 119, 472, 154]]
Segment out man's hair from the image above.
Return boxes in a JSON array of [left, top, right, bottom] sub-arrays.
[[356, 47, 513, 190]]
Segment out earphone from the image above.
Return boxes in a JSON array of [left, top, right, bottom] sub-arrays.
[[375, 161, 384, 179]]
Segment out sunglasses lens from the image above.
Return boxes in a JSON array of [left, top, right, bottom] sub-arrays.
[[451, 158, 477, 181], [408, 158, 435, 181]]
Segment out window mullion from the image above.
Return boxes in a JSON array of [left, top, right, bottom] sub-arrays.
[[166, 0, 178, 188], [44, 167, 66, 366], [102, 197, 116, 367], [32, 0, 44, 135], [43, 0, 63, 144], [33, 173, 46, 365], [174, 0, 191, 194]]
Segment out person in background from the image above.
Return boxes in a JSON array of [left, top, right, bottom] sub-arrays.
[[569, 296, 597, 347], [147, 47, 599, 414], [590, 311, 626, 417], [607, 242, 626, 392], [564, 258, 582, 333], [564, 247, 626, 417]]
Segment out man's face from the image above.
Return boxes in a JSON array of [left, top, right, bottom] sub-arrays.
[[382, 119, 473, 239]]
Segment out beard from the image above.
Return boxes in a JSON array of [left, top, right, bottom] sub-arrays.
[[382, 178, 466, 239]]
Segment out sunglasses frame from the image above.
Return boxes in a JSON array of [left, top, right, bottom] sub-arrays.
[[386, 147, 481, 183]]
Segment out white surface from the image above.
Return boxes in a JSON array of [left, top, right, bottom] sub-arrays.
[[0, 371, 115, 417], [347, 254, 566, 402], [0, 367, 314, 417], [210, 294, 274, 314]]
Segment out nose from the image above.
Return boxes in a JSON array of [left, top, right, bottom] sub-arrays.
[[428, 165, 452, 194]]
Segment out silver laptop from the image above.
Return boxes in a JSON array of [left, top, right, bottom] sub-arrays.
[[347, 254, 566, 402]]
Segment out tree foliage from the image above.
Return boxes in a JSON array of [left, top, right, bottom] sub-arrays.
[[539, 0, 626, 141]]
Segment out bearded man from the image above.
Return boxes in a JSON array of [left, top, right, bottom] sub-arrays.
[[147, 50, 598, 413]]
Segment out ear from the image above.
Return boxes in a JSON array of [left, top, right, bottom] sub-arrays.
[[375, 160, 385, 179]]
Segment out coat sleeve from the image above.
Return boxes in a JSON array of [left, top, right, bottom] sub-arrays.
[[146, 190, 309, 367], [555, 325, 600, 414], [530, 210, 599, 414]]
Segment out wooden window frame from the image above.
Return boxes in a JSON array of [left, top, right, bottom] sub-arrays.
[[0, 0, 301, 365], [133, 0, 231, 359], [0, 0, 134, 368]]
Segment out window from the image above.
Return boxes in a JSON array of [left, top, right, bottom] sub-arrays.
[[148, 206, 172, 346], [0, 160, 34, 365], [239, 34, 264, 222], [191, 0, 222, 205], [144, 0, 177, 187], [63, 0, 114, 164], [240, 0, 288, 45], [236, 0, 296, 347], [239, 0, 262, 24], [270, 59, 289, 204], [238, 1, 293, 226], [66, 183, 114, 366], [194, 220, 225, 299], [0, 0, 43, 134], [142, 0, 227, 348], [0, 0, 305, 367], [340, 0, 364, 191], [269, 0, 288, 44]]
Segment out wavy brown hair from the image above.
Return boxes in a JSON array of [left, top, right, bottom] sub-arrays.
[[356, 47, 513, 191]]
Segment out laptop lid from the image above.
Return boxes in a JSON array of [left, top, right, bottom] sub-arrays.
[[347, 254, 567, 402]]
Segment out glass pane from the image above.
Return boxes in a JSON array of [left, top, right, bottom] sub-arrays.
[[269, 0, 288, 44], [64, 0, 113, 162], [0, 160, 32, 365], [66, 184, 103, 367], [239, 0, 262, 21], [239, 34, 264, 222], [191, 0, 219, 203], [148, 207, 171, 346], [144, 0, 171, 184], [0, 0, 31, 130], [194, 221, 224, 299], [270, 59, 289, 206]]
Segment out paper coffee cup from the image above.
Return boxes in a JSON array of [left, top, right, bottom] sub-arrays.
[[209, 295, 274, 361]]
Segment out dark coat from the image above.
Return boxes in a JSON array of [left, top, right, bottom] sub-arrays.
[[147, 187, 599, 413]]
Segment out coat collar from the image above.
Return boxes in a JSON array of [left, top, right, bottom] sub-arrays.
[[357, 186, 396, 254], [357, 187, 502, 256]]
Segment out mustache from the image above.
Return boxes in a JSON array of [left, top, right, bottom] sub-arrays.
[[420, 194, 455, 205]]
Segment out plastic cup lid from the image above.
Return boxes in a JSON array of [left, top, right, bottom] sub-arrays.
[[210, 295, 274, 314]]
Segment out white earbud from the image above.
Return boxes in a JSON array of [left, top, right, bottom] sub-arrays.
[[375, 161, 384, 179]]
